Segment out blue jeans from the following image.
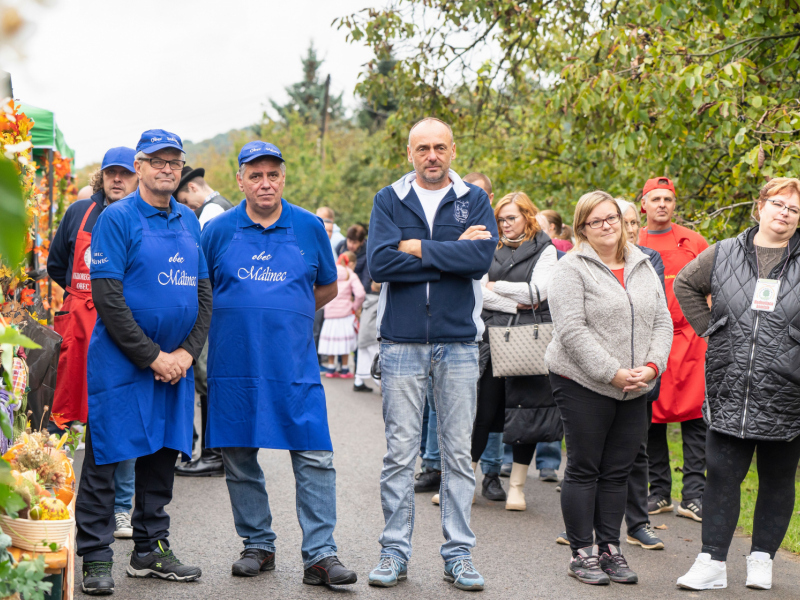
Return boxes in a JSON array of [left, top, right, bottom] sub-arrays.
[[221, 447, 338, 569], [536, 441, 563, 471], [379, 341, 479, 564], [423, 381, 499, 474], [113, 458, 135, 513]]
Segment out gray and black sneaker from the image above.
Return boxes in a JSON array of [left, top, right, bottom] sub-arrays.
[[481, 473, 507, 501], [539, 468, 559, 482], [126, 541, 201, 581], [626, 524, 665, 550], [600, 545, 638, 583], [82, 561, 114, 595], [414, 470, 441, 493], [232, 548, 275, 577], [568, 546, 610, 585], [677, 498, 703, 522], [500, 462, 512, 478], [303, 556, 357, 586], [647, 494, 674, 515]]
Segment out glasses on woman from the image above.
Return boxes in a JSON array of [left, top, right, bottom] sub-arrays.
[[766, 198, 800, 216], [585, 214, 621, 229], [497, 215, 519, 225]]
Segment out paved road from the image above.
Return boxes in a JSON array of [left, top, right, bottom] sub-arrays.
[[74, 377, 800, 599]]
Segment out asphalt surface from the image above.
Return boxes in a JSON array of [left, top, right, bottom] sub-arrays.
[[74, 377, 800, 599]]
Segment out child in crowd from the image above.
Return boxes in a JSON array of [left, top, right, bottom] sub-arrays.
[[319, 251, 366, 378]]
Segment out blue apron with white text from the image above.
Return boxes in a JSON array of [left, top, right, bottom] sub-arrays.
[[86, 197, 199, 465], [206, 208, 332, 451]]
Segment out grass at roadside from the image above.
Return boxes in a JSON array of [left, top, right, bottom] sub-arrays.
[[666, 423, 800, 554]]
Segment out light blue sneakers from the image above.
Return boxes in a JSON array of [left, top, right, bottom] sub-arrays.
[[444, 558, 485, 591], [368, 555, 407, 587]]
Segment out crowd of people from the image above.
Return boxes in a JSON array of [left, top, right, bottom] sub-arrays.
[[43, 117, 800, 596]]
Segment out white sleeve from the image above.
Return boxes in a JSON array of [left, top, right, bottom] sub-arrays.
[[199, 204, 226, 230], [493, 245, 558, 305], [480, 274, 518, 314]]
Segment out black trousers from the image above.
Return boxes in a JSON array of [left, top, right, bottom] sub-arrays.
[[472, 363, 536, 465], [551, 375, 648, 555], [624, 401, 653, 534], [648, 417, 706, 500], [76, 426, 179, 561], [702, 429, 800, 561]]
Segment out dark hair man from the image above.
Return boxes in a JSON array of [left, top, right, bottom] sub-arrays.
[[174, 166, 233, 229], [49, 147, 140, 542], [366, 117, 497, 591], [75, 129, 211, 594], [200, 141, 357, 586], [639, 177, 709, 523]]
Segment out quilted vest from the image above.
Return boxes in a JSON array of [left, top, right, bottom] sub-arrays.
[[706, 227, 800, 441], [482, 231, 553, 328]]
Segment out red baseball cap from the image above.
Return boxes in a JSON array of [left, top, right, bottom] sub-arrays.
[[641, 177, 676, 213]]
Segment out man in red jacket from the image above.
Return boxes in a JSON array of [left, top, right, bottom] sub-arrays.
[[638, 177, 708, 523]]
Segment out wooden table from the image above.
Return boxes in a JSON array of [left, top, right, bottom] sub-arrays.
[[8, 543, 72, 600]]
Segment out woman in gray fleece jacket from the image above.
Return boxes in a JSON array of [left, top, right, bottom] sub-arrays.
[[545, 191, 672, 586]]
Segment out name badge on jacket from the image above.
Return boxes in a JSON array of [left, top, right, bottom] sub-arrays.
[[751, 278, 780, 312]]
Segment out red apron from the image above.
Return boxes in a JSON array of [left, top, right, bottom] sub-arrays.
[[640, 227, 707, 423], [52, 202, 98, 426]]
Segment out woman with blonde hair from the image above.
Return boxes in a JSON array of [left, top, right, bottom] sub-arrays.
[[474, 191, 561, 509], [546, 191, 672, 585], [675, 178, 800, 591]]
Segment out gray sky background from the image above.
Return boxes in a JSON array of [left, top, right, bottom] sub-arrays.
[[6, 0, 378, 166]]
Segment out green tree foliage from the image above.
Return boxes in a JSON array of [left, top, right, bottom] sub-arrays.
[[337, 0, 800, 239], [270, 42, 344, 125], [355, 54, 400, 132]]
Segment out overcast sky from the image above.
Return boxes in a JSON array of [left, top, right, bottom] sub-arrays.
[[6, 0, 378, 166]]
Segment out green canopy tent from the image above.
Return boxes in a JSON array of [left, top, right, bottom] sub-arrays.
[[18, 103, 75, 308]]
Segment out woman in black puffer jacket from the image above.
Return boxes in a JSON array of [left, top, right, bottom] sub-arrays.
[[674, 177, 800, 592], [474, 192, 562, 512]]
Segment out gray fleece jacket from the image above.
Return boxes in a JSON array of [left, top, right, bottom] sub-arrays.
[[545, 243, 673, 400]]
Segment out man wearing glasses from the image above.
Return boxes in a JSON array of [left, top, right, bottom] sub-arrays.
[[76, 129, 211, 594], [638, 177, 709, 527]]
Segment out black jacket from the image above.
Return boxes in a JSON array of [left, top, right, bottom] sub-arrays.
[[479, 232, 563, 446], [705, 227, 800, 441]]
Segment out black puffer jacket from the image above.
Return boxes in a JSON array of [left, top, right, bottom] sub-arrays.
[[480, 232, 563, 446], [705, 227, 800, 441]]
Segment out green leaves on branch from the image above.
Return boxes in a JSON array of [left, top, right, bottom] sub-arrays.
[[0, 157, 27, 268]]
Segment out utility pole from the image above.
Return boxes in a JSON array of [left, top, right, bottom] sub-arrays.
[[320, 74, 331, 166]]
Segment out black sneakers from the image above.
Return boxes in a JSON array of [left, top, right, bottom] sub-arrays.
[[599, 545, 639, 583], [353, 382, 373, 393], [82, 561, 114, 595], [414, 470, 441, 493], [647, 494, 674, 514], [481, 473, 507, 501], [303, 556, 358, 586], [232, 548, 276, 577], [677, 497, 703, 522], [626, 524, 665, 550], [569, 546, 610, 585], [126, 541, 201, 581]]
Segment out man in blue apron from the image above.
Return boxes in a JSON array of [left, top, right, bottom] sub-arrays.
[[75, 129, 212, 595], [201, 142, 357, 586]]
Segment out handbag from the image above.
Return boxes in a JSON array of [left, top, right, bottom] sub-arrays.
[[487, 281, 553, 377]]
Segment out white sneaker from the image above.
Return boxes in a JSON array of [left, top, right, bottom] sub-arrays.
[[432, 494, 440, 505], [677, 553, 727, 590], [746, 552, 773, 590], [113, 512, 133, 539]]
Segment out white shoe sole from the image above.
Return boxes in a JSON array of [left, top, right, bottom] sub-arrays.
[[626, 535, 664, 550], [676, 506, 703, 522], [648, 504, 674, 515], [113, 529, 133, 539], [677, 579, 727, 590], [126, 566, 201, 581], [505, 503, 526, 511], [746, 581, 772, 590]]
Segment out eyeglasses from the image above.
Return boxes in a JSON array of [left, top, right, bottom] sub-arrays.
[[585, 214, 621, 229], [139, 158, 186, 171], [497, 216, 519, 226], [766, 198, 800, 216]]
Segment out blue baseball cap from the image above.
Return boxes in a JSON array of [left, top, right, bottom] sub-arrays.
[[237, 141, 284, 167], [136, 129, 183, 154], [101, 147, 135, 172]]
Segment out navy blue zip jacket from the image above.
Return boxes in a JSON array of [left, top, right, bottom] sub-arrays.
[[367, 170, 498, 343]]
